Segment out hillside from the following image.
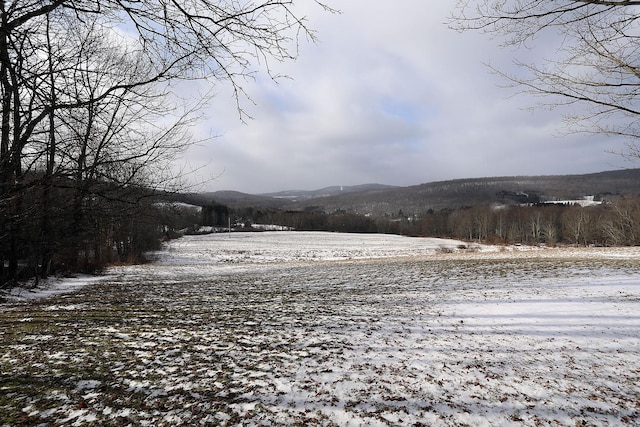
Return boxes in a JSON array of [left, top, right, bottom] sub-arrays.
[[179, 190, 292, 210], [191, 169, 640, 216], [288, 169, 640, 216], [181, 184, 396, 209], [261, 184, 399, 202]]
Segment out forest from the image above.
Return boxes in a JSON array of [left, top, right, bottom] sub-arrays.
[[231, 195, 640, 247], [0, 1, 320, 288], [407, 199, 640, 246]]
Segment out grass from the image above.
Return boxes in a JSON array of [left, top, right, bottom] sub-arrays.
[[1, 253, 639, 425]]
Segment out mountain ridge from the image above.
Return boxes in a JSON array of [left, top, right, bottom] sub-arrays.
[[260, 183, 399, 201], [187, 169, 640, 216]]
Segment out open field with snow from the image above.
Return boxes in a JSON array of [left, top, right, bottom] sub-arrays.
[[1, 232, 640, 426]]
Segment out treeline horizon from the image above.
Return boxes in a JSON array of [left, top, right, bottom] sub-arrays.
[[5, 189, 640, 288], [230, 196, 640, 247]]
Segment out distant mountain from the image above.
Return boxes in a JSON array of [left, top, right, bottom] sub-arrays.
[[177, 190, 292, 209], [261, 184, 399, 202], [177, 184, 397, 209], [184, 169, 640, 216], [289, 169, 640, 216], [296, 169, 640, 215]]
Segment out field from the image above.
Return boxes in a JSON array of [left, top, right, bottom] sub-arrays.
[[1, 232, 639, 426]]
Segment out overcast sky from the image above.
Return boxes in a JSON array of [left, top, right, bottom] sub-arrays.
[[178, 0, 627, 194]]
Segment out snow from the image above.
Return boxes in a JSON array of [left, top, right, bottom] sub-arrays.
[[1, 274, 108, 302], [156, 230, 485, 263], [1, 231, 639, 425]]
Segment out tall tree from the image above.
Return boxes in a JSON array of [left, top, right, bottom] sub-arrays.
[[0, 0, 331, 284], [451, 1, 640, 148]]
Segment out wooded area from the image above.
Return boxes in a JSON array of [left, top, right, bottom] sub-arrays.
[[409, 198, 640, 246], [231, 196, 640, 247], [0, 0, 323, 287]]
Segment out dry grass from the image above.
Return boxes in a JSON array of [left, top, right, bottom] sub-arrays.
[[1, 243, 639, 426]]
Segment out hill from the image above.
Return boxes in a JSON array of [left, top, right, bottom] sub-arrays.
[[189, 169, 640, 216], [287, 169, 640, 216], [261, 184, 399, 202], [178, 190, 292, 210]]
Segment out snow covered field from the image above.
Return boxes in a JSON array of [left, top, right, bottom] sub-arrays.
[[1, 232, 639, 426]]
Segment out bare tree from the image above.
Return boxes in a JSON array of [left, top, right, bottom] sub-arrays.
[[529, 211, 543, 243], [543, 220, 557, 245], [474, 205, 492, 241], [562, 206, 594, 245], [0, 0, 333, 284], [602, 198, 640, 245], [451, 1, 640, 149]]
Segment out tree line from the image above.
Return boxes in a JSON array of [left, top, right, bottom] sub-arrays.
[[407, 198, 640, 246], [231, 196, 640, 247]]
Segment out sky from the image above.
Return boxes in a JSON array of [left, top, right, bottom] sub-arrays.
[[178, 0, 628, 194]]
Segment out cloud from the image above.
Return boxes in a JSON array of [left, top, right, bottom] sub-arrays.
[[179, 0, 627, 193]]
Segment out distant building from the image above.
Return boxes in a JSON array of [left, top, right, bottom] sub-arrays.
[[540, 195, 602, 207]]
